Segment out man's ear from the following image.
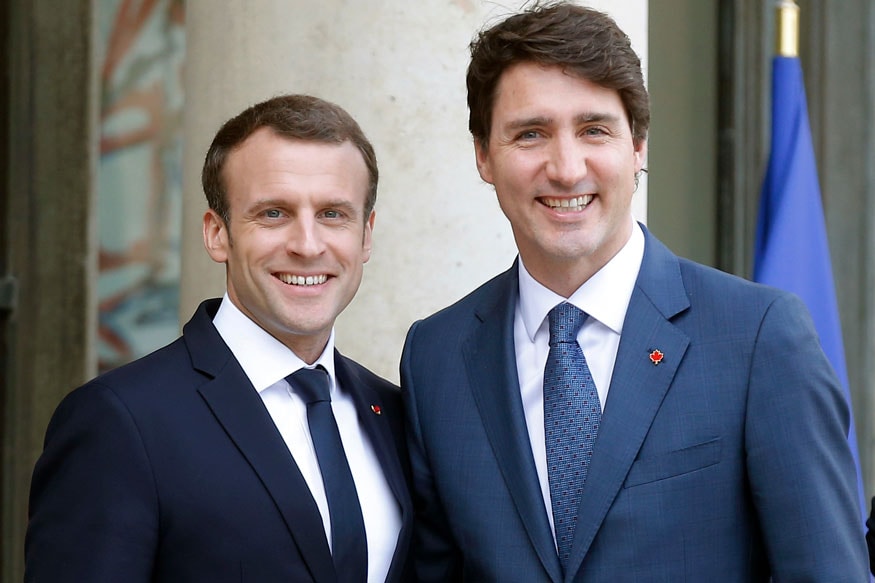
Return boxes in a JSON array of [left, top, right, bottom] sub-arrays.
[[633, 139, 648, 174], [203, 209, 229, 263], [362, 209, 375, 263], [474, 139, 494, 185]]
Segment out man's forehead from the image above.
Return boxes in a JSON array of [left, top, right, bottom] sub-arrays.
[[491, 65, 626, 119]]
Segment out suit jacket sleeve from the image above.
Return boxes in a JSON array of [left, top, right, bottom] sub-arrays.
[[745, 293, 868, 579], [401, 320, 464, 582], [25, 381, 159, 582]]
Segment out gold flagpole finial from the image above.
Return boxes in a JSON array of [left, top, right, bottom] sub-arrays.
[[776, 0, 800, 57]]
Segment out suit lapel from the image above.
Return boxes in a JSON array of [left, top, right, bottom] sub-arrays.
[[185, 300, 336, 583], [565, 230, 691, 579], [463, 264, 564, 583], [334, 352, 412, 580]]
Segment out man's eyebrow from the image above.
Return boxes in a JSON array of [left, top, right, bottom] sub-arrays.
[[504, 116, 552, 131], [574, 112, 622, 125], [503, 112, 622, 131], [247, 198, 288, 211], [323, 199, 359, 211]]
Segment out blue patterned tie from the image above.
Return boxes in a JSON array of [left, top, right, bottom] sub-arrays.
[[288, 366, 367, 582], [544, 302, 601, 570]]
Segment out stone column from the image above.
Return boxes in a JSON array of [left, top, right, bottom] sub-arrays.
[[181, 0, 648, 380]]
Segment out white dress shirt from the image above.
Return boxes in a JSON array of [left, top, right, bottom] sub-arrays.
[[213, 295, 401, 583], [514, 218, 645, 542]]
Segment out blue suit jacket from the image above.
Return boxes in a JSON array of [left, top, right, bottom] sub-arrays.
[[26, 299, 412, 582], [401, 227, 867, 582]]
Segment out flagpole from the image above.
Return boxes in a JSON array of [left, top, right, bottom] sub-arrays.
[[776, 0, 799, 57]]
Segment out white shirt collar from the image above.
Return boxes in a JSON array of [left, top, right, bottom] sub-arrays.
[[518, 219, 645, 340], [212, 294, 337, 394]]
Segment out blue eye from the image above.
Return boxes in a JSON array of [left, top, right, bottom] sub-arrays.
[[264, 209, 282, 218]]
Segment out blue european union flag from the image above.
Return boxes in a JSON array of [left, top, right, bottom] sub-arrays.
[[754, 55, 866, 524]]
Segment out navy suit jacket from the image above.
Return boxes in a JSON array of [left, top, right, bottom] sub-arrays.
[[26, 299, 412, 582], [401, 227, 867, 582]]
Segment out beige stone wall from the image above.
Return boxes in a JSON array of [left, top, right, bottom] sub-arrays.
[[181, 1, 648, 381]]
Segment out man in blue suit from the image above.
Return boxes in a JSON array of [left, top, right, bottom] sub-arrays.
[[401, 4, 867, 581], [26, 95, 411, 582]]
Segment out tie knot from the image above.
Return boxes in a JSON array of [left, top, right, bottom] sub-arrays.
[[288, 366, 330, 404], [548, 302, 587, 345]]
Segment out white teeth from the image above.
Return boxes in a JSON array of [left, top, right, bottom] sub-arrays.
[[542, 195, 593, 212], [278, 274, 327, 286]]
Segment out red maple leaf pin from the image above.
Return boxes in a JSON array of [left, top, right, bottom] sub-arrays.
[[649, 349, 664, 365], [370, 404, 382, 415]]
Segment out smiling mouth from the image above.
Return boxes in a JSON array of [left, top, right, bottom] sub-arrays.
[[276, 274, 328, 286], [540, 195, 593, 212]]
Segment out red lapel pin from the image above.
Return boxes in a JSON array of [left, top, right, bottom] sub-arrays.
[[370, 404, 382, 415], [649, 349, 664, 366]]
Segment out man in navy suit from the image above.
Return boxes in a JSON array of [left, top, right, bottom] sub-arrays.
[[26, 95, 411, 582], [401, 3, 867, 581]]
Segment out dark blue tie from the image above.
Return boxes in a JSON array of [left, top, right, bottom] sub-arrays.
[[288, 366, 367, 582], [544, 303, 601, 570]]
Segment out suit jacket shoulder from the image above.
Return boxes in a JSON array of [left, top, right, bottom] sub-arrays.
[[405, 263, 519, 353]]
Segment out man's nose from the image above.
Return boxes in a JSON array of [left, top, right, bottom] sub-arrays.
[[286, 217, 326, 257], [545, 134, 588, 187]]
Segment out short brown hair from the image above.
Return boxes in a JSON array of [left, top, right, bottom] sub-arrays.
[[467, 1, 650, 147], [202, 94, 378, 223]]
